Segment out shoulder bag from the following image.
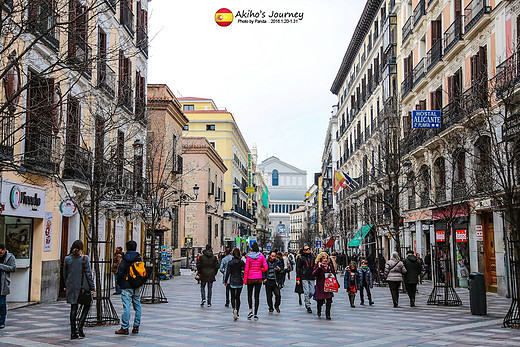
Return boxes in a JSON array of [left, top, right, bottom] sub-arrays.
[[77, 255, 93, 306]]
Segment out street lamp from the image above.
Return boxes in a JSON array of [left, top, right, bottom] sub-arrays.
[[193, 184, 199, 199], [403, 160, 412, 174]]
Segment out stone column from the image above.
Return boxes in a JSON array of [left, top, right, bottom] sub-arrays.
[[493, 211, 507, 296], [416, 220, 423, 256], [469, 212, 479, 273]]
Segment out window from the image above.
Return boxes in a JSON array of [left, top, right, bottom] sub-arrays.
[[272, 170, 279, 186], [183, 124, 189, 131], [183, 105, 194, 111], [28, 0, 59, 49], [135, 71, 146, 122], [118, 51, 132, 111], [120, 0, 134, 35], [68, 0, 89, 71], [206, 124, 215, 131], [117, 130, 125, 177], [209, 141, 216, 148], [136, 1, 148, 55]]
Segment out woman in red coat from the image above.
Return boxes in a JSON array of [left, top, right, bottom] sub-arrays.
[[312, 252, 335, 320]]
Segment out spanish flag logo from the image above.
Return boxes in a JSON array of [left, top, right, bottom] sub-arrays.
[[215, 8, 233, 27]]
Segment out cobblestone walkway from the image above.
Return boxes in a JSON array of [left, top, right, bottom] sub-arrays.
[[1, 274, 520, 346]]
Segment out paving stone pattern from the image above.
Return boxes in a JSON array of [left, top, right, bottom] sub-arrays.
[[1, 274, 520, 346]]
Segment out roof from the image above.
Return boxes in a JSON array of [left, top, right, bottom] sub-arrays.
[[289, 207, 305, 214], [177, 97, 213, 102], [330, 0, 384, 95], [258, 156, 307, 175]]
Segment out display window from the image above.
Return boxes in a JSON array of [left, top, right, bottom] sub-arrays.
[[0, 216, 33, 260]]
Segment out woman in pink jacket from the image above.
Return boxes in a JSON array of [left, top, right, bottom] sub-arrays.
[[243, 242, 268, 320]]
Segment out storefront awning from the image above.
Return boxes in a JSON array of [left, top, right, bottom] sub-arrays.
[[348, 224, 373, 248]]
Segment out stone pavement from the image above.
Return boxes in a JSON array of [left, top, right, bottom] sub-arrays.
[[1, 273, 520, 346]]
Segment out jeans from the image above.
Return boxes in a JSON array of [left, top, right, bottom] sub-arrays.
[[121, 288, 141, 329], [230, 287, 242, 313], [301, 279, 314, 309], [225, 284, 231, 305], [265, 280, 281, 310], [405, 283, 417, 304], [200, 281, 213, 304], [247, 283, 262, 315], [359, 285, 372, 303], [388, 281, 401, 307], [70, 303, 90, 334], [0, 295, 6, 325], [114, 274, 121, 294]]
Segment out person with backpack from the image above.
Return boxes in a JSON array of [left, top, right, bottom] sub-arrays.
[[224, 248, 245, 320], [197, 244, 219, 307], [115, 241, 145, 335], [219, 248, 233, 307]]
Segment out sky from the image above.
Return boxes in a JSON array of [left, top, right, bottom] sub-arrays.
[[147, 0, 365, 187]]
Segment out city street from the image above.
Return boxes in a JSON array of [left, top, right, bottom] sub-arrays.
[[1, 274, 520, 346]]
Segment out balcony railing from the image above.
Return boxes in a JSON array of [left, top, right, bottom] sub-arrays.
[[0, 115, 14, 159], [413, 0, 426, 26], [443, 17, 463, 55], [493, 49, 520, 96], [234, 206, 253, 220], [462, 83, 489, 114], [401, 74, 413, 97], [413, 58, 426, 86], [119, 80, 133, 113], [402, 17, 413, 44], [401, 127, 440, 154], [24, 129, 60, 173], [63, 145, 92, 181], [442, 99, 464, 128], [137, 26, 148, 57], [97, 60, 116, 96], [475, 173, 492, 193], [28, 3, 59, 50], [68, 34, 92, 77], [464, 0, 491, 33], [120, 1, 134, 36], [435, 187, 446, 203], [427, 39, 443, 71], [453, 180, 467, 199]]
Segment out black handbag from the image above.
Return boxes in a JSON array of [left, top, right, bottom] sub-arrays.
[[77, 255, 92, 306]]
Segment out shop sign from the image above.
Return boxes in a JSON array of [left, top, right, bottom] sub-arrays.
[[43, 212, 53, 252], [436, 230, 445, 242], [59, 199, 77, 217], [224, 236, 232, 241], [412, 110, 441, 128], [456, 229, 467, 242], [246, 187, 255, 194], [1, 179, 47, 219], [476, 225, 483, 241]]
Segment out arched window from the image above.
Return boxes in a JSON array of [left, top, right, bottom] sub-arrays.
[[475, 136, 492, 192], [272, 169, 279, 186], [434, 157, 446, 203]]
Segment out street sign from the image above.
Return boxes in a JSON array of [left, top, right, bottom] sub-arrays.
[[412, 110, 441, 128], [267, 245, 271, 251], [246, 187, 255, 194], [315, 240, 322, 248]]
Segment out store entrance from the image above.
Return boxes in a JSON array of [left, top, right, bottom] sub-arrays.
[[0, 216, 33, 302], [482, 213, 497, 292]]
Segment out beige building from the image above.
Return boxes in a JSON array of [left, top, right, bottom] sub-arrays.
[[289, 206, 305, 252]]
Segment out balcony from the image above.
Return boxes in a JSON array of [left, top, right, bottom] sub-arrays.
[[462, 83, 489, 114], [443, 17, 463, 55], [63, 145, 92, 182], [119, 81, 133, 113], [401, 74, 413, 98], [435, 187, 446, 203], [427, 39, 443, 71], [120, 1, 134, 36], [97, 60, 116, 97], [442, 99, 464, 128], [413, 0, 426, 27], [0, 115, 15, 159], [412, 58, 426, 87], [493, 49, 520, 97], [402, 17, 413, 44], [453, 180, 467, 200], [68, 34, 92, 77], [137, 26, 148, 57], [24, 130, 60, 173], [28, 3, 59, 50], [233, 205, 253, 220], [464, 0, 491, 33], [401, 127, 440, 154]]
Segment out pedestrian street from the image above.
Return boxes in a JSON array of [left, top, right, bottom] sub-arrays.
[[1, 274, 519, 346]]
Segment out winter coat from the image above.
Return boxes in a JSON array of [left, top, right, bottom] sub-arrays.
[[384, 259, 407, 282], [64, 254, 95, 304], [0, 251, 16, 296], [225, 258, 245, 288], [243, 252, 268, 284], [357, 266, 373, 288], [403, 255, 423, 284], [197, 250, 219, 283], [219, 254, 233, 284], [116, 251, 143, 289], [296, 253, 315, 281], [263, 258, 284, 285], [344, 268, 358, 293], [312, 262, 335, 300], [111, 251, 123, 274]]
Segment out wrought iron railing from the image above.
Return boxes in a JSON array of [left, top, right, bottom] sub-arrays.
[[435, 187, 446, 203], [420, 191, 430, 207], [413, 57, 426, 86], [0, 115, 14, 159], [402, 17, 413, 44], [464, 0, 491, 33], [413, 0, 426, 26], [452, 180, 467, 199], [24, 129, 60, 173], [234, 206, 253, 220], [408, 194, 416, 210], [401, 74, 413, 97], [427, 39, 443, 71], [443, 16, 463, 55], [63, 145, 93, 181], [28, 1, 59, 50], [442, 99, 464, 128], [120, 0, 134, 36], [462, 83, 489, 114], [97, 60, 116, 96], [68, 34, 92, 77], [493, 49, 520, 96]]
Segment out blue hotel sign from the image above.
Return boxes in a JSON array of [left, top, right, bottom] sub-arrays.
[[412, 110, 441, 129]]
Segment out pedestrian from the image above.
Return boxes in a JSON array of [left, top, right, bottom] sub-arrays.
[[219, 248, 233, 307], [287, 252, 295, 279], [111, 246, 123, 295], [296, 245, 316, 313], [277, 252, 286, 288], [351, 252, 359, 265], [367, 253, 376, 275], [312, 252, 335, 320], [283, 252, 292, 283], [384, 252, 407, 308], [376, 253, 386, 280], [403, 250, 423, 307], [197, 244, 219, 307], [344, 261, 358, 308], [263, 251, 284, 314], [330, 252, 338, 272], [63, 240, 94, 339], [424, 250, 432, 280], [0, 243, 16, 330], [224, 248, 245, 321], [243, 242, 268, 320], [357, 259, 374, 305]]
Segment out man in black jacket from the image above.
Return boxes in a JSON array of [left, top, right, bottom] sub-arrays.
[[403, 250, 423, 307], [263, 251, 284, 313], [296, 246, 315, 313], [115, 241, 142, 335]]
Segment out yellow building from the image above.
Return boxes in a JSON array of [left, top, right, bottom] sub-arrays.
[[179, 97, 252, 249]]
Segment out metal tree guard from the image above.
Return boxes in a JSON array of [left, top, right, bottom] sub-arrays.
[[504, 238, 520, 328], [140, 229, 168, 304], [427, 243, 462, 306], [81, 239, 120, 326]]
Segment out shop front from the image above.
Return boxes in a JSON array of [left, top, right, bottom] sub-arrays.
[[0, 179, 47, 302]]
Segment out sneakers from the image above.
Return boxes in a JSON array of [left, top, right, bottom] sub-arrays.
[[200, 300, 205, 307], [275, 307, 280, 313], [115, 328, 129, 335], [247, 311, 253, 320], [369, 301, 374, 306], [207, 303, 212, 307], [306, 307, 312, 314], [77, 331, 85, 339], [71, 333, 79, 340], [132, 326, 139, 334], [253, 315, 259, 320], [233, 309, 239, 321]]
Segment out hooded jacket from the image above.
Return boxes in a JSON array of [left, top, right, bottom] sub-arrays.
[[197, 250, 219, 283], [225, 257, 245, 288], [0, 251, 16, 296], [116, 251, 142, 289], [219, 254, 233, 284], [403, 254, 423, 284], [243, 252, 268, 284], [296, 252, 315, 281]]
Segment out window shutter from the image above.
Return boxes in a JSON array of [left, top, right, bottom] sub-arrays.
[[447, 76, 454, 102]]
